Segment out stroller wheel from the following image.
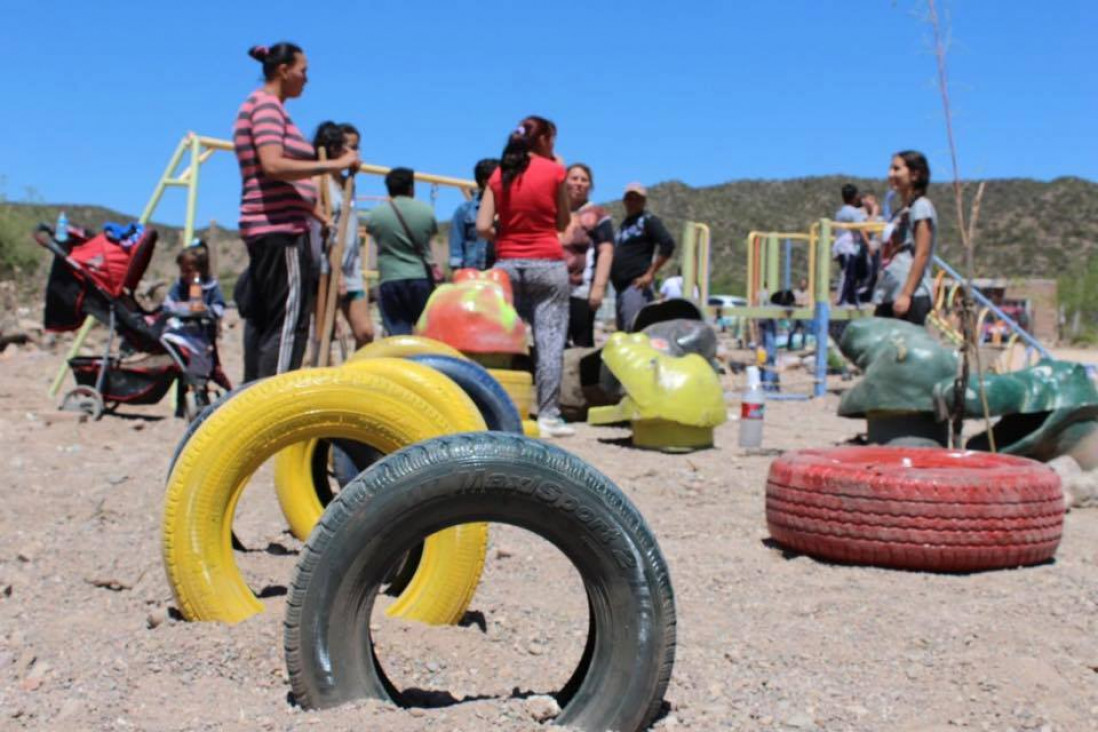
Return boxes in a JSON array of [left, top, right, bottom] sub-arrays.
[[182, 390, 208, 423], [60, 386, 104, 421]]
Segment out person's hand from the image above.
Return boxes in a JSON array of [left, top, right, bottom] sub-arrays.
[[588, 285, 605, 311], [338, 280, 348, 296], [633, 272, 654, 290], [335, 149, 360, 172], [893, 294, 911, 316]]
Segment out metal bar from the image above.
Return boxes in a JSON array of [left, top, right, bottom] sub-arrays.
[[175, 147, 217, 183], [48, 318, 95, 397], [758, 232, 811, 241], [782, 238, 792, 292], [196, 135, 476, 192], [724, 306, 871, 320], [140, 135, 189, 224], [765, 233, 780, 296], [696, 223, 710, 305], [815, 220, 831, 304], [745, 234, 756, 305], [807, 225, 817, 304], [813, 300, 830, 398], [681, 221, 698, 308], [932, 255, 1051, 359], [182, 135, 202, 245], [828, 221, 887, 232]]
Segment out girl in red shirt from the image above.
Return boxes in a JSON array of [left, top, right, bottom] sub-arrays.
[[477, 116, 573, 437]]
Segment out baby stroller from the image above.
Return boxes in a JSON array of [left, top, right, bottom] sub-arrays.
[[35, 222, 230, 420]]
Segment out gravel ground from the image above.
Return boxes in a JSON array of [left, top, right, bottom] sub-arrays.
[[1, 317, 1097, 731]]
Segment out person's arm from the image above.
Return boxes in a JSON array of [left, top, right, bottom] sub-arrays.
[[207, 281, 227, 319], [555, 180, 570, 232], [894, 218, 933, 315], [162, 281, 187, 314], [588, 217, 615, 309], [476, 187, 497, 242], [253, 105, 358, 181], [257, 143, 358, 182], [632, 216, 675, 289], [448, 202, 467, 268]]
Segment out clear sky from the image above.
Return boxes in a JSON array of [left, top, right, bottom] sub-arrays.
[[3, 0, 1094, 228]]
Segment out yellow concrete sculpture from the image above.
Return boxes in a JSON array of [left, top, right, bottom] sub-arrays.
[[588, 332, 727, 452]]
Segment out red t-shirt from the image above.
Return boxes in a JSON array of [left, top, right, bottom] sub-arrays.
[[488, 156, 566, 260]]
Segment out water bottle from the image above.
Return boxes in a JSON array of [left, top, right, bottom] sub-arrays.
[[738, 366, 766, 448], [56, 211, 68, 243], [189, 274, 204, 312]]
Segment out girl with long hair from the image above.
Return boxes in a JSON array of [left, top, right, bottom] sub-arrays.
[[311, 121, 373, 349], [873, 150, 937, 325], [476, 116, 573, 437], [560, 163, 614, 347]]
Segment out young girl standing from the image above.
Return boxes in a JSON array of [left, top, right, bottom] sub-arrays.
[[311, 121, 374, 349], [873, 150, 937, 326]]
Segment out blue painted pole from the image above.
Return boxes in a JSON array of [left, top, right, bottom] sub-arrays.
[[763, 320, 780, 392], [783, 238, 792, 292], [932, 255, 1051, 359], [813, 301, 830, 398]]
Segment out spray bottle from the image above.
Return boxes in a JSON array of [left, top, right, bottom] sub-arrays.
[[56, 211, 69, 244], [738, 365, 766, 448]]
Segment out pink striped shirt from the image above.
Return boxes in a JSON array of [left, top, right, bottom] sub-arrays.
[[233, 90, 317, 240]]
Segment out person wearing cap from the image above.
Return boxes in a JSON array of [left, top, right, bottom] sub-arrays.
[[610, 182, 675, 331]]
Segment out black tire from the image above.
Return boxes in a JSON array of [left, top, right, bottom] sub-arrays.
[[284, 433, 676, 732], [408, 355, 523, 434]]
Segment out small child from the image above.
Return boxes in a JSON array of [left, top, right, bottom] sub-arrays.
[[162, 241, 226, 379]]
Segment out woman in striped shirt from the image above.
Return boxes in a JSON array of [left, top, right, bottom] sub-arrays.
[[233, 42, 359, 381]]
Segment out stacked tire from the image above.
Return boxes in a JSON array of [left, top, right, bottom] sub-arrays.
[[766, 447, 1065, 572]]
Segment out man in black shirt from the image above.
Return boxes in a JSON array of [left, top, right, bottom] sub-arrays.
[[610, 182, 675, 331]]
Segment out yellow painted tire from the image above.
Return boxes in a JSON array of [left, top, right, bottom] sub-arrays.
[[348, 335, 463, 363], [489, 368, 535, 419], [163, 365, 488, 624], [275, 358, 484, 542]]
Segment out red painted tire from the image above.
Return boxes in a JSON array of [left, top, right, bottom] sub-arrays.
[[766, 447, 1064, 572]]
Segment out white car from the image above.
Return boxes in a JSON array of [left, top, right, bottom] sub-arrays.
[[707, 295, 747, 331]]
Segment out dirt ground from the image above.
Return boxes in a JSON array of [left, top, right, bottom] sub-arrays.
[[1, 313, 1097, 731]]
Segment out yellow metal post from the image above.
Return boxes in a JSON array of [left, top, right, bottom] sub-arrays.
[[745, 233, 757, 305], [681, 222, 697, 305], [141, 135, 189, 224], [182, 134, 202, 245], [816, 219, 831, 304], [766, 233, 780, 297], [695, 223, 710, 306]]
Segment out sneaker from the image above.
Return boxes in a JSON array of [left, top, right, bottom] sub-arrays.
[[537, 415, 575, 438]]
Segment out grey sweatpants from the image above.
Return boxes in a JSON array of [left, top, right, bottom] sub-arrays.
[[494, 259, 569, 419], [614, 283, 655, 332]]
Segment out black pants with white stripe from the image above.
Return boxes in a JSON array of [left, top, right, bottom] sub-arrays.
[[242, 232, 315, 383]]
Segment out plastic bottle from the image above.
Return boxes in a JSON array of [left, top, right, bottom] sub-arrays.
[[189, 275, 204, 312], [55, 211, 68, 243], [738, 366, 766, 448]]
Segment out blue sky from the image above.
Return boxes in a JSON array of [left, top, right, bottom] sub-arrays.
[[3, 0, 1094, 229]]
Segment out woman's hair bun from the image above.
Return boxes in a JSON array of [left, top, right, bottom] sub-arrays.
[[248, 45, 269, 62]]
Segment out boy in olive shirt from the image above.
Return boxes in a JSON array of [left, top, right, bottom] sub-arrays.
[[366, 167, 439, 335]]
